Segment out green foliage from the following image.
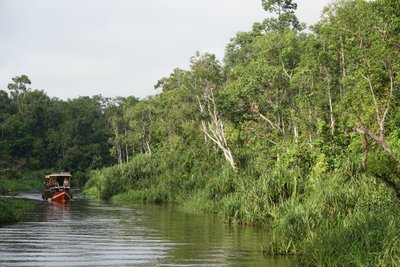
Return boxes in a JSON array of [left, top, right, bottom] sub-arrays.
[[0, 198, 34, 225], [367, 151, 399, 178], [0, 172, 42, 194], [261, 0, 302, 30], [84, 153, 155, 199], [301, 207, 400, 267], [261, 154, 399, 265], [0, 78, 116, 180]]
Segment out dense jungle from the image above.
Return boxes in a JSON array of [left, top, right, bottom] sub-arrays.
[[1, 0, 399, 265]]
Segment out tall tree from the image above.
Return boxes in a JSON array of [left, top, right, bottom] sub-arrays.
[[7, 75, 31, 123], [261, 0, 302, 31]]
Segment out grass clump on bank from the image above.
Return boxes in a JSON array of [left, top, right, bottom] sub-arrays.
[[262, 169, 400, 266], [0, 198, 34, 225], [301, 206, 400, 266]]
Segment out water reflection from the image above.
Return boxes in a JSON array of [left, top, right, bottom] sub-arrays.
[[0, 194, 295, 266], [45, 201, 71, 221], [130, 204, 294, 267]]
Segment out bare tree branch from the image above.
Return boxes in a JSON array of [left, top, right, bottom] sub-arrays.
[[198, 88, 236, 170], [251, 103, 279, 130], [353, 119, 398, 162]]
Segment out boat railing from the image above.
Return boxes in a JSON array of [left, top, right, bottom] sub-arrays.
[[45, 186, 71, 191]]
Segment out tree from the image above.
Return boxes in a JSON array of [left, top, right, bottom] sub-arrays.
[[261, 0, 302, 31], [7, 75, 31, 123], [188, 53, 236, 170], [105, 96, 138, 164], [316, 0, 400, 198]]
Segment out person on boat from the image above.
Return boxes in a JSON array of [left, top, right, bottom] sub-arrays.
[[64, 177, 70, 188], [50, 178, 56, 188], [50, 178, 59, 191], [45, 179, 51, 189]]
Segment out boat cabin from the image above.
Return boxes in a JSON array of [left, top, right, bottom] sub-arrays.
[[44, 172, 71, 189]]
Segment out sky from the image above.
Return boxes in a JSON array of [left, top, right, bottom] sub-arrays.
[[0, 0, 332, 100]]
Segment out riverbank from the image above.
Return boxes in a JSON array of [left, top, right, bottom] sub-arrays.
[[0, 172, 42, 224], [0, 198, 34, 225], [0, 177, 42, 195], [84, 153, 400, 266]]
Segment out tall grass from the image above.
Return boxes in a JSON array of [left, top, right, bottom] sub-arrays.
[[84, 153, 157, 199], [84, 151, 211, 203], [300, 206, 400, 266], [262, 155, 400, 266]]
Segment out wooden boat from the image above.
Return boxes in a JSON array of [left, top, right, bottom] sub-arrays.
[[42, 172, 73, 202]]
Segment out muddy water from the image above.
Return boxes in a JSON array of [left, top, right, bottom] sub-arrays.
[[0, 193, 295, 266]]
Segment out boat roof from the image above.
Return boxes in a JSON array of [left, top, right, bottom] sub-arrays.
[[45, 172, 72, 179]]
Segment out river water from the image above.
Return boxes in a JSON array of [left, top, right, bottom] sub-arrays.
[[0, 192, 295, 266]]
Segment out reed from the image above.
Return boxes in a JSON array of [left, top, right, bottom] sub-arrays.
[[300, 205, 400, 266], [262, 158, 400, 266]]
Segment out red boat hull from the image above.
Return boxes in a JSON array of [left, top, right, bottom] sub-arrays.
[[52, 190, 71, 202], [43, 189, 72, 202]]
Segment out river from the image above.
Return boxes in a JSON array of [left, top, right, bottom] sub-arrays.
[[0, 192, 295, 266]]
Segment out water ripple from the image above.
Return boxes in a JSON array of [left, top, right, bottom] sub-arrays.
[[0, 194, 295, 267]]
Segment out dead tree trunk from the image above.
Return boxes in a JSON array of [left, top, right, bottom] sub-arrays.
[[197, 88, 236, 170], [353, 69, 400, 200], [354, 72, 397, 162], [110, 120, 123, 164], [339, 35, 346, 97]]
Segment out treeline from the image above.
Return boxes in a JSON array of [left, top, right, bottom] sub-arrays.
[[84, 0, 400, 265], [87, 0, 400, 200], [0, 75, 139, 184]]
